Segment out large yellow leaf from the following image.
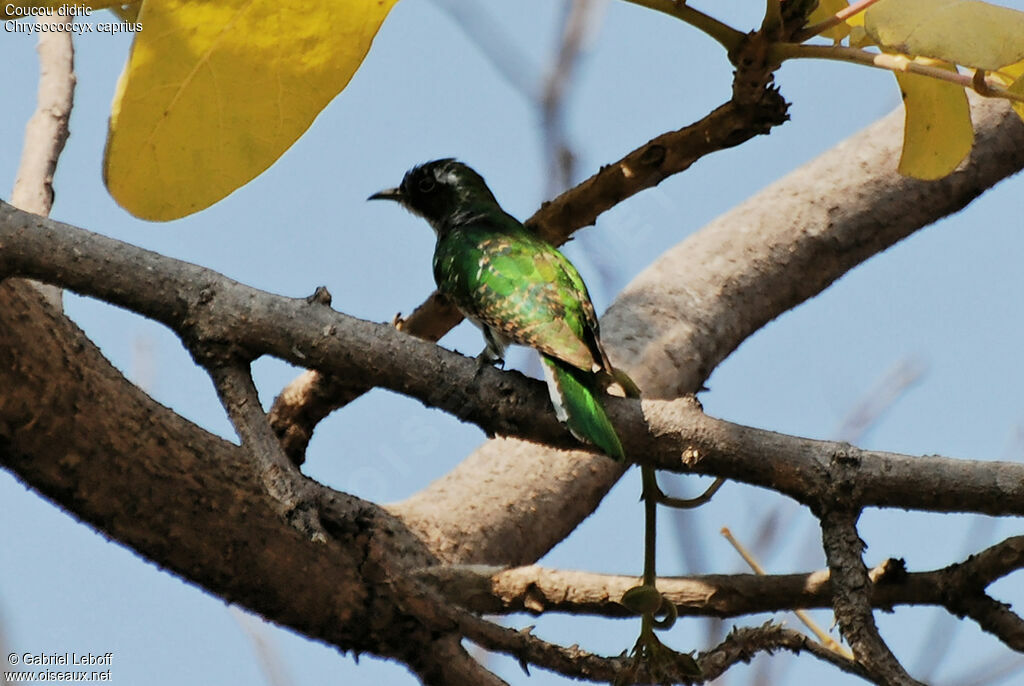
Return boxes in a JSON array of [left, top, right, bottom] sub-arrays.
[[1009, 77, 1024, 121], [895, 64, 973, 180], [994, 60, 1024, 121], [104, 0, 399, 221], [865, 0, 1024, 71]]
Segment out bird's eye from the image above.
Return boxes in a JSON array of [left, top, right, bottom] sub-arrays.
[[417, 177, 436, 193]]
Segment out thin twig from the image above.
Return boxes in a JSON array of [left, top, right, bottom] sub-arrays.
[[793, 0, 886, 42], [10, 16, 76, 311], [540, 0, 596, 196], [616, 0, 745, 52], [773, 43, 1024, 105], [427, 0, 538, 99], [820, 509, 923, 685], [202, 356, 326, 541], [722, 527, 852, 659]]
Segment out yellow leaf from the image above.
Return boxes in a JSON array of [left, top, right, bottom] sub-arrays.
[[1000, 61, 1024, 121], [805, 0, 850, 42], [866, 0, 1024, 71], [104, 0, 399, 221], [995, 60, 1024, 83], [895, 64, 973, 180]]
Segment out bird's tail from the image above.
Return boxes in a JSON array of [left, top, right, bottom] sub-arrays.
[[541, 355, 624, 460]]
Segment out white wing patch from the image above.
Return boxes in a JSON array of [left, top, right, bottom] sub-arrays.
[[542, 358, 570, 424]]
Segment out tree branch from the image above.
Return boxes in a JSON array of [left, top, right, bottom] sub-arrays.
[[821, 509, 922, 685], [0, 281, 482, 680], [457, 613, 870, 684], [4, 206, 1024, 522], [201, 354, 326, 539], [414, 537, 1024, 636], [10, 18, 75, 310]]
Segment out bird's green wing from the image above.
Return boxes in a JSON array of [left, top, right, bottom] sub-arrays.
[[435, 223, 602, 372]]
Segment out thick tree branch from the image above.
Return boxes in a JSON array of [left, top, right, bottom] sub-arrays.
[[0, 280, 475, 680], [4, 207, 1024, 523]]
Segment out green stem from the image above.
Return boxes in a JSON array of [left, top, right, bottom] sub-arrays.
[[619, 0, 745, 52], [641, 466, 658, 586], [655, 476, 725, 509], [638, 465, 659, 651], [771, 43, 1024, 105]]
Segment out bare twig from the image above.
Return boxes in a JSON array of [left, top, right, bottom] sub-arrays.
[[616, 0, 745, 52], [793, 0, 886, 42], [820, 509, 923, 685], [773, 44, 1024, 106], [833, 358, 928, 443], [722, 527, 853, 659], [201, 357, 326, 540], [697, 623, 870, 683], [10, 17, 75, 311], [455, 609, 870, 684], [230, 609, 294, 686], [428, 0, 539, 99], [540, 0, 598, 196]]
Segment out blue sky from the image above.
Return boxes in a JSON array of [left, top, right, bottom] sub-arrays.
[[2, 1, 1024, 684]]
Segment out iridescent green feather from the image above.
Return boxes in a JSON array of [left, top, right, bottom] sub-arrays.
[[542, 356, 624, 460], [434, 219, 626, 459], [434, 222, 601, 371]]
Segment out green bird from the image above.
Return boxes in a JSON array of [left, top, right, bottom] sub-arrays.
[[370, 159, 632, 460]]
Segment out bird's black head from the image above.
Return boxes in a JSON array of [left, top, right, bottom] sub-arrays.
[[369, 159, 498, 230]]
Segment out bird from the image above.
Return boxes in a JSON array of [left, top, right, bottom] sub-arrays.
[[370, 159, 634, 460]]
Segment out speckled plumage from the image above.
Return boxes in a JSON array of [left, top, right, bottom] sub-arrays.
[[371, 159, 626, 459]]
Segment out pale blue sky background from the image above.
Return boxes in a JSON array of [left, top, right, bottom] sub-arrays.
[[2, 1, 1024, 684]]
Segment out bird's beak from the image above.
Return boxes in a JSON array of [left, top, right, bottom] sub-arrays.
[[368, 187, 404, 202]]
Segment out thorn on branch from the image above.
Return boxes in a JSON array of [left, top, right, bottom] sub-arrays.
[[306, 285, 332, 306]]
